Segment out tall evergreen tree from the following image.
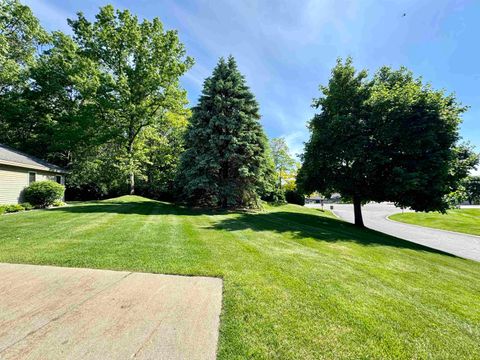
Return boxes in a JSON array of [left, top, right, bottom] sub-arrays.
[[178, 56, 274, 208]]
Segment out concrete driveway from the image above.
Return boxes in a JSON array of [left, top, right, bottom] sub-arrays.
[[0, 263, 223, 360], [310, 203, 480, 262]]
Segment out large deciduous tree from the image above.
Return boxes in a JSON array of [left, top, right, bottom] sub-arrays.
[[67, 5, 193, 194], [298, 58, 478, 227], [298, 58, 371, 226], [177, 56, 274, 208]]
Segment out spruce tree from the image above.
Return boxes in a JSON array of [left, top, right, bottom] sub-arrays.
[[178, 56, 274, 208]]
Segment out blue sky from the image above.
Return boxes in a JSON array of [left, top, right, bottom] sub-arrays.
[[25, 0, 479, 173]]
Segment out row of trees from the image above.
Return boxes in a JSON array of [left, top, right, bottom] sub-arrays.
[[1, 1, 192, 199], [1, 1, 293, 207], [1, 2, 477, 215]]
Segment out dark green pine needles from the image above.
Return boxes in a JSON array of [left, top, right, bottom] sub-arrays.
[[177, 56, 275, 208]]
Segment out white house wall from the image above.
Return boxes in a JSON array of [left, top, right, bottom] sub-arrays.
[[0, 164, 64, 204]]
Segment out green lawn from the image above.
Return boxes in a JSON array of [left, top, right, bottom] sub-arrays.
[[390, 208, 480, 236], [1, 196, 479, 359]]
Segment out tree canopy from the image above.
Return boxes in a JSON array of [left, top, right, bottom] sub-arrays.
[[0, 0, 48, 93], [465, 176, 480, 205], [298, 58, 478, 226], [67, 5, 193, 194], [270, 137, 296, 189], [177, 56, 275, 208], [0, 3, 193, 199]]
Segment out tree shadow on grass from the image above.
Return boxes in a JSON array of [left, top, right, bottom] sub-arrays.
[[52, 198, 456, 257], [50, 199, 209, 217], [210, 210, 457, 257]]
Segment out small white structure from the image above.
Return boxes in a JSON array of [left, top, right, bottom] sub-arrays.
[[0, 144, 67, 204]]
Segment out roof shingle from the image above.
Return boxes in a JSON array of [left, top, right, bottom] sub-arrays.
[[0, 144, 67, 173]]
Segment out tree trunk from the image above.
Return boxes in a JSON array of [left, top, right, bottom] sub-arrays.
[[353, 196, 364, 228], [129, 171, 135, 195], [128, 138, 135, 195], [279, 169, 282, 190]]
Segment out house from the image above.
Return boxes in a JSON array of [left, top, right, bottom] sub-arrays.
[[0, 144, 67, 204]]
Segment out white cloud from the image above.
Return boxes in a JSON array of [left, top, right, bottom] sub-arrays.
[[280, 130, 309, 160]]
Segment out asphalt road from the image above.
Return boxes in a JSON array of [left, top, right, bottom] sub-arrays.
[[308, 203, 480, 262]]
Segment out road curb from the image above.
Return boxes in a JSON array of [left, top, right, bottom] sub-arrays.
[[385, 214, 480, 240]]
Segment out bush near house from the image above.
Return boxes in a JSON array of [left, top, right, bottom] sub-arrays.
[[24, 181, 65, 208]]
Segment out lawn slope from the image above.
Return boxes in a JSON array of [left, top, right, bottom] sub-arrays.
[[390, 208, 480, 236], [0, 196, 479, 359]]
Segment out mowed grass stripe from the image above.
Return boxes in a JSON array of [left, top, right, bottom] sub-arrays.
[[0, 195, 479, 359]]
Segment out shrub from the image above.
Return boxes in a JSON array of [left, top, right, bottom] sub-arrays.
[[285, 190, 305, 206], [0, 206, 5, 215], [4, 204, 25, 213], [262, 188, 286, 205], [24, 180, 65, 208], [52, 200, 66, 207], [20, 202, 34, 210]]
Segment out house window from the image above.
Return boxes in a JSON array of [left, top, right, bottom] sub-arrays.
[[55, 175, 62, 184], [29, 172, 36, 184]]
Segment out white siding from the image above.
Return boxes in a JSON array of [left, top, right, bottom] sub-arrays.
[[0, 165, 64, 204]]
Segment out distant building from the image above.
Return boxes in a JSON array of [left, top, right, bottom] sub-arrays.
[[0, 144, 67, 204], [305, 193, 342, 204]]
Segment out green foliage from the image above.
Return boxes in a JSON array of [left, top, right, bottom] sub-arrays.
[[52, 200, 66, 207], [66, 6, 193, 194], [178, 56, 275, 208], [20, 202, 33, 210], [0, 0, 49, 92], [24, 180, 65, 208], [136, 111, 190, 199], [270, 137, 296, 187], [0, 0, 51, 154], [1, 204, 25, 213], [0, 3, 192, 199], [465, 175, 480, 204], [299, 58, 479, 225], [444, 184, 467, 208], [261, 186, 286, 204], [285, 190, 305, 205]]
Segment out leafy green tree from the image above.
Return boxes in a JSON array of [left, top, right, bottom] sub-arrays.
[[67, 5, 193, 194], [298, 58, 478, 227], [136, 111, 190, 198], [270, 137, 296, 190], [0, 0, 50, 152], [178, 56, 274, 208], [0, 0, 49, 92], [298, 58, 371, 226], [465, 175, 480, 205]]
